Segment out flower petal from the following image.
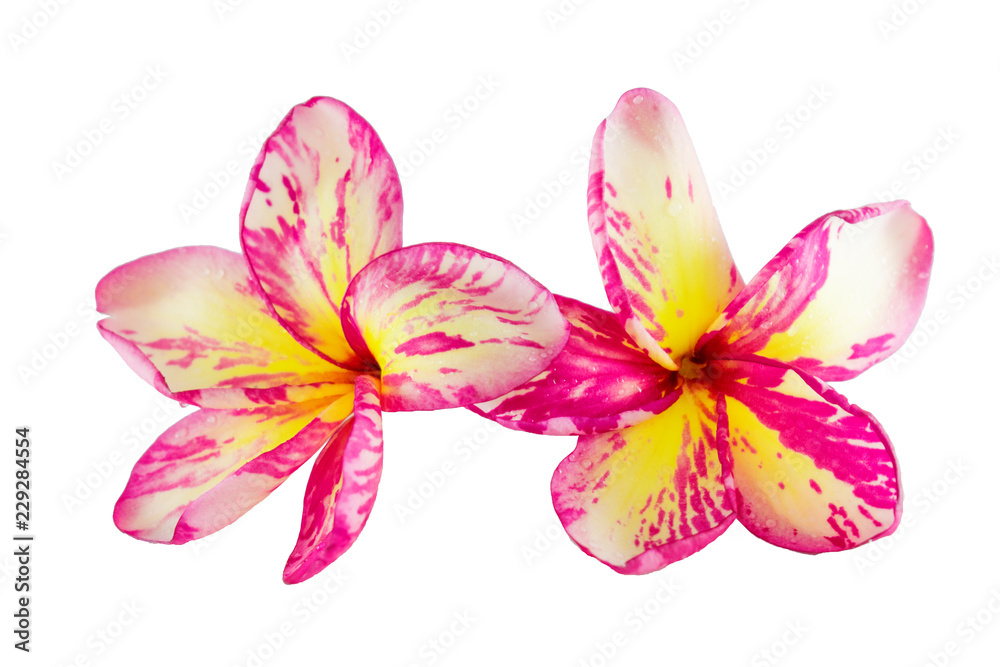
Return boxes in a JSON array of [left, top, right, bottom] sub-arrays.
[[113, 395, 354, 544], [100, 324, 355, 410], [551, 382, 734, 574], [698, 201, 933, 381], [713, 359, 901, 552], [341, 243, 570, 412], [97, 246, 345, 405], [589, 88, 744, 370], [283, 375, 383, 584], [241, 96, 403, 370], [470, 295, 680, 435], [161, 380, 355, 410]]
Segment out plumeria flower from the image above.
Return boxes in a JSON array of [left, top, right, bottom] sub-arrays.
[[475, 88, 933, 573], [97, 97, 568, 583]]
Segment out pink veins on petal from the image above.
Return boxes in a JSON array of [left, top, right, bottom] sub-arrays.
[[395, 331, 475, 356], [476, 87, 933, 574], [98, 96, 571, 584]]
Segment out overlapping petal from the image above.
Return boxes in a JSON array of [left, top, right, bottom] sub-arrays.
[[164, 380, 356, 411], [713, 360, 900, 552], [341, 243, 570, 412], [532, 89, 932, 574], [470, 295, 680, 435], [104, 93, 590, 583], [114, 394, 354, 544], [284, 375, 383, 583], [698, 201, 933, 381], [241, 96, 403, 370], [97, 246, 344, 406], [551, 382, 734, 574], [589, 88, 744, 370]]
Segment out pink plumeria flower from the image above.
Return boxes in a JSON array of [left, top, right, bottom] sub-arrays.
[[475, 88, 933, 573], [97, 97, 568, 583]]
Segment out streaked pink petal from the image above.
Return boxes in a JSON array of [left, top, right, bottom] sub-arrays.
[[342, 243, 570, 412], [698, 201, 933, 381], [470, 295, 680, 435], [114, 395, 354, 544], [241, 97, 403, 370], [283, 375, 383, 584], [164, 380, 356, 410], [97, 246, 345, 405], [713, 359, 901, 552], [589, 88, 744, 370], [551, 382, 733, 574], [100, 325, 356, 410]]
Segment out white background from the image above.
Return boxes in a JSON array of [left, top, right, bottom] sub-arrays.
[[2, 0, 998, 665]]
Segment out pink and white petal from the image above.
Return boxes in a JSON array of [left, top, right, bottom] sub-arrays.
[[342, 243, 570, 412], [470, 295, 680, 436], [712, 360, 901, 552], [169, 380, 357, 410], [283, 375, 383, 584], [241, 96, 403, 369], [698, 201, 933, 381], [589, 88, 744, 370], [101, 325, 355, 410], [97, 246, 339, 397], [551, 382, 733, 574], [114, 395, 354, 544]]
